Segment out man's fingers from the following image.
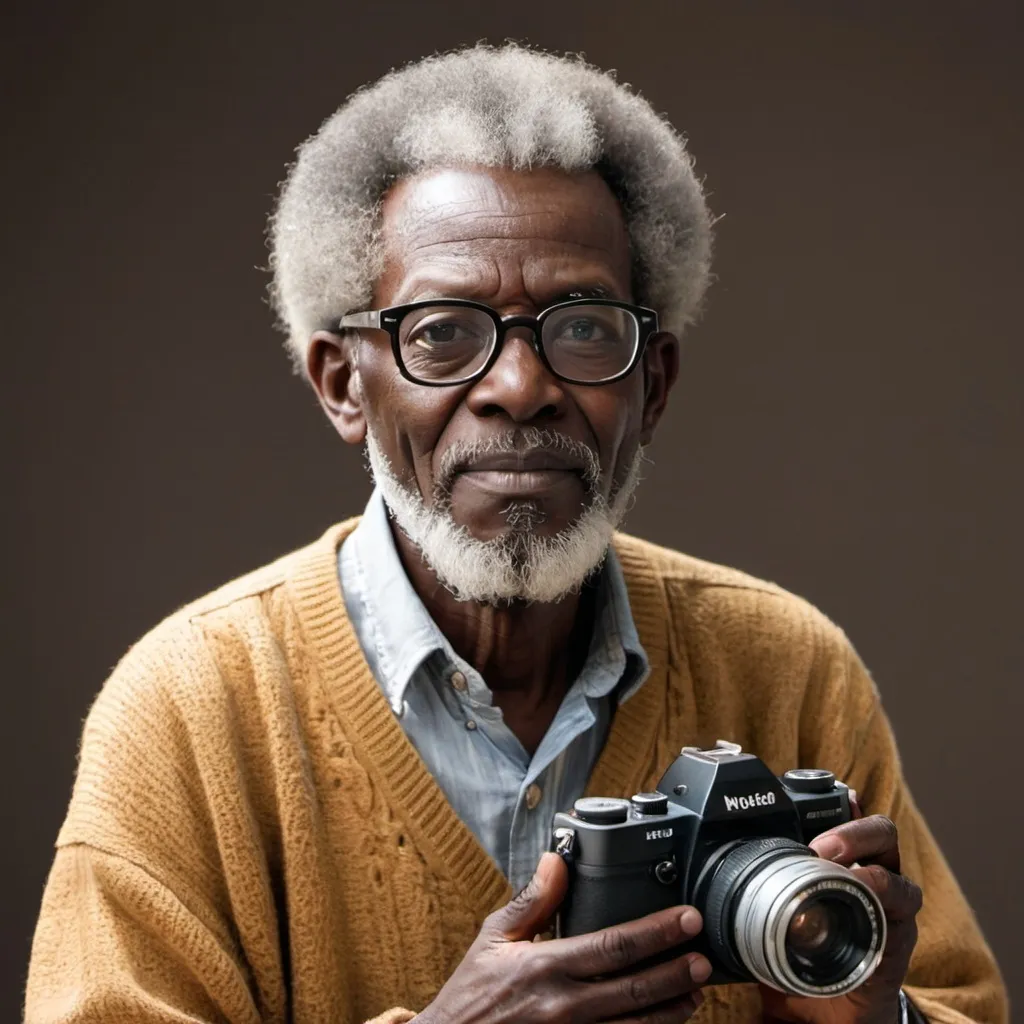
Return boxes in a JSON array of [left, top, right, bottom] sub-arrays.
[[851, 863, 924, 924], [574, 950, 710, 1020], [608, 988, 705, 1024], [810, 815, 923, 927], [557, 905, 705, 977], [487, 852, 569, 942], [809, 814, 901, 873]]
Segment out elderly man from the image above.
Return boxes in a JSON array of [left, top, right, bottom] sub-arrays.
[[26, 44, 1005, 1024]]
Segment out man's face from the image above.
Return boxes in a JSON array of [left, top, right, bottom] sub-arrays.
[[310, 165, 677, 553]]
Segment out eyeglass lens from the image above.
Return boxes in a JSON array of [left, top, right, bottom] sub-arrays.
[[397, 304, 640, 383]]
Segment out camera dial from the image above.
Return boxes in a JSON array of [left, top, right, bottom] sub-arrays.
[[573, 797, 631, 825], [631, 792, 669, 815], [783, 769, 837, 794]]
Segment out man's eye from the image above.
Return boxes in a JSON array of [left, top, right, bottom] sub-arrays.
[[557, 318, 608, 342], [416, 323, 462, 346]]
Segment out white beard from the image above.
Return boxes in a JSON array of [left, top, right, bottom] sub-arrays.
[[364, 426, 646, 606]]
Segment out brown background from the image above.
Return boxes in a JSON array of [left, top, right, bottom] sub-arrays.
[[2, 1, 1021, 1018]]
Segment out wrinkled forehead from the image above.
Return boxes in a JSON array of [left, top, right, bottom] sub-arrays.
[[373, 166, 634, 304]]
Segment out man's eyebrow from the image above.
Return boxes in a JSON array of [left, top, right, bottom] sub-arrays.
[[397, 284, 619, 305], [547, 285, 613, 302]]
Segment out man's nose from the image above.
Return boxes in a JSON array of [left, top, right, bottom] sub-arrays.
[[465, 328, 567, 423]]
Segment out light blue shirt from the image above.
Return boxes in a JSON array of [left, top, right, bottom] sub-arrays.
[[338, 489, 649, 892]]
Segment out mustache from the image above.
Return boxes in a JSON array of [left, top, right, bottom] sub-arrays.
[[435, 428, 601, 496]]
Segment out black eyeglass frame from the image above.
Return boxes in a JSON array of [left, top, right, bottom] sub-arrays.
[[336, 297, 660, 387]]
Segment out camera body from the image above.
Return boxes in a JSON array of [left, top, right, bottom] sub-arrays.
[[552, 741, 885, 997]]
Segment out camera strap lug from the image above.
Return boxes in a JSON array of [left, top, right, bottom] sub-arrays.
[[553, 827, 577, 865]]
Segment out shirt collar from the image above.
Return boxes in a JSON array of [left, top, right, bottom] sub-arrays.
[[588, 540, 650, 702], [343, 488, 649, 708], [343, 489, 448, 711]]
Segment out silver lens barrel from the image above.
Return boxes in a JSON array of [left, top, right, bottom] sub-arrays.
[[732, 853, 886, 997]]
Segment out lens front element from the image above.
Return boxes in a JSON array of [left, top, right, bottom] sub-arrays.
[[786, 898, 837, 957], [784, 890, 877, 988], [731, 852, 886, 997]]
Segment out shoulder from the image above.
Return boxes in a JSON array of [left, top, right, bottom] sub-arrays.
[[173, 517, 358, 623], [613, 530, 842, 647], [126, 517, 358, 670], [60, 519, 359, 861], [67, 520, 359, 802], [613, 531, 882, 771]]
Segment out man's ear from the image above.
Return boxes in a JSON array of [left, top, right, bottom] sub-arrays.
[[306, 331, 367, 446], [639, 331, 680, 445]]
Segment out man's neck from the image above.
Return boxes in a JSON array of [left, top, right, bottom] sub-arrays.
[[390, 523, 597, 755]]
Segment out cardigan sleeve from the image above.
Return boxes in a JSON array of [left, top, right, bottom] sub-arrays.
[[801, 630, 1008, 1024], [27, 847, 419, 1024], [24, 619, 267, 1024], [25, 844, 259, 1023], [24, 842, 419, 1024], [24, 616, 421, 1024]]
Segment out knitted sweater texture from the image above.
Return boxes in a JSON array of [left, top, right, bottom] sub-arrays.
[[25, 522, 1006, 1023]]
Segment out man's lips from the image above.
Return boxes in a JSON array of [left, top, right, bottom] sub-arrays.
[[455, 450, 585, 474], [452, 450, 585, 498]]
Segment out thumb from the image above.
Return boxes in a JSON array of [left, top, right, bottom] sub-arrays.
[[489, 852, 569, 942]]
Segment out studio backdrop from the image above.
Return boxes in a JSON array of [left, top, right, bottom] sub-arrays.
[[3, 2, 1021, 1019]]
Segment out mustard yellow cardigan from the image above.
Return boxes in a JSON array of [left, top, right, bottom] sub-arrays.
[[26, 522, 1007, 1023]]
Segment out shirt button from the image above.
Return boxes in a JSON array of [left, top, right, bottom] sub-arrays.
[[466, 719, 478, 731], [525, 783, 543, 810], [450, 670, 468, 692]]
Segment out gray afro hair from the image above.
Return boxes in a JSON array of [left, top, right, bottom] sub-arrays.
[[269, 43, 713, 369]]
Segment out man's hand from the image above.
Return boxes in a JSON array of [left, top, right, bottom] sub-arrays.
[[761, 815, 923, 1024], [416, 852, 711, 1024]]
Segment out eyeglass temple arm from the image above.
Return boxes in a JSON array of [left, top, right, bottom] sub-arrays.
[[337, 311, 381, 331]]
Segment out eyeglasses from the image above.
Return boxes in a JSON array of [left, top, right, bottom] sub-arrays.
[[337, 298, 659, 387]]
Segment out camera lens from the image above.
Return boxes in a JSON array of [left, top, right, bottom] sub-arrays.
[[700, 839, 885, 997]]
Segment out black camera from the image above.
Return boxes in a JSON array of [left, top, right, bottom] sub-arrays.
[[552, 741, 886, 997]]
